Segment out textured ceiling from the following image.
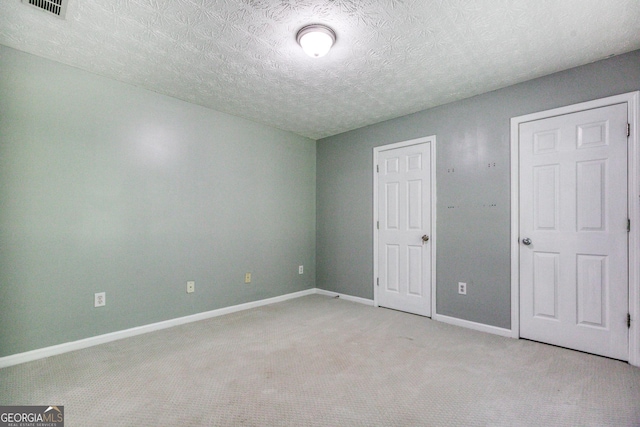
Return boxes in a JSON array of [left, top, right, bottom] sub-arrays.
[[1, 0, 639, 140]]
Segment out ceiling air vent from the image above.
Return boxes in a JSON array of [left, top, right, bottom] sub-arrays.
[[22, 0, 68, 19]]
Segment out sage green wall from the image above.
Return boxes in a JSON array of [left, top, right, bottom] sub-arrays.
[[0, 46, 316, 358], [316, 49, 640, 329]]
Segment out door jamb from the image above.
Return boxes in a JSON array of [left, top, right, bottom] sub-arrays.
[[510, 91, 640, 367], [373, 136, 437, 317]]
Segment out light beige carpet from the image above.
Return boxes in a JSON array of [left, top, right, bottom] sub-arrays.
[[1, 294, 639, 426]]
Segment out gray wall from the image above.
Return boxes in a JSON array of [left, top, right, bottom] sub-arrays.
[[0, 46, 316, 358], [316, 49, 640, 329]]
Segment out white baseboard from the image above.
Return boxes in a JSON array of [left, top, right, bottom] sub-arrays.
[[315, 289, 375, 306], [0, 288, 316, 369], [1, 289, 511, 369], [433, 313, 513, 338]]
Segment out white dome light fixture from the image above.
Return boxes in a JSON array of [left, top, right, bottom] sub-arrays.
[[296, 24, 336, 58]]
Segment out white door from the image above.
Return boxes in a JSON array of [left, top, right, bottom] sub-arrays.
[[377, 141, 432, 316], [519, 103, 629, 360]]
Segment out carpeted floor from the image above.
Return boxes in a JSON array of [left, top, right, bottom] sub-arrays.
[[1, 294, 639, 426]]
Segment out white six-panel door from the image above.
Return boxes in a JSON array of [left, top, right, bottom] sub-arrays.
[[376, 140, 433, 317], [519, 103, 629, 360]]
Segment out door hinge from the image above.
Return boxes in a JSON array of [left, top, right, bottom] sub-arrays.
[[628, 123, 631, 137], [376, 164, 379, 173], [628, 218, 631, 232], [377, 221, 379, 229], [377, 277, 379, 287], [628, 313, 632, 328]]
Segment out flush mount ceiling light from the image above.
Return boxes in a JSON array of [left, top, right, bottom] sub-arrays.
[[296, 24, 336, 58]]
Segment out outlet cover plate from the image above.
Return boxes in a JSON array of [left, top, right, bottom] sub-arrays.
[[245, 273, 251, 283], [299, 265, 304, 274], [94, 292, 106, 307], [458, 282, 467, 295], [187, 280, 195, 293]]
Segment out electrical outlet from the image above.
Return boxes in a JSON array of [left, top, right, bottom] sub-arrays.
[[94, 292, 106, 307], [298, 265, 304, 274], [186, 280, 195, 293], [458, 282, 467, 295], [245, 273, 251, 283]]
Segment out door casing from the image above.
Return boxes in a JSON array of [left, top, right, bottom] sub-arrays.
[[373, 136, 437, 316], [510, 91, 640, 367]]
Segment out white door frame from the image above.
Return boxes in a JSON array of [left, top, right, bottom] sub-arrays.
[[510, 91, 640, 367], [373, 136, 437, 316]]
